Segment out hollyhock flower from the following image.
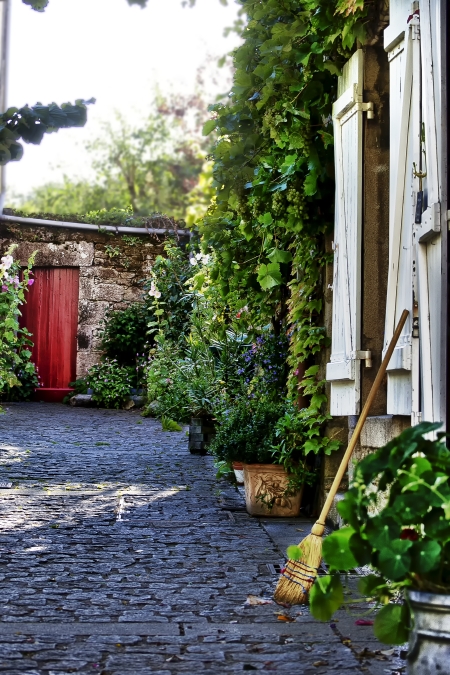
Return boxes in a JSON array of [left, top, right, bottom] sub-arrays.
[[1, 285, 7, 292], [148, 281, 161, 298], [28, 279, 34, 286], [1, 255, 13, 270]]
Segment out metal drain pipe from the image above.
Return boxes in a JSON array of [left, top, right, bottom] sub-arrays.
[[0, 214, 191, 237]]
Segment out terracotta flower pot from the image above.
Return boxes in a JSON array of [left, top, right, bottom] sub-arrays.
[[232, 461, 244, 484], [243, 463, 302, 517]]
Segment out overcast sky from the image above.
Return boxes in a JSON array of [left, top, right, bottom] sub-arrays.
[[6, 0, 240, 200]]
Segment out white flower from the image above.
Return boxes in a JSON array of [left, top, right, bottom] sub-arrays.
[[1, 255, 13, 270], [201, 254, 210, 265], [189, 257, 197, 266], [148, 281, 161, 299], [195, 252, 203, 260]]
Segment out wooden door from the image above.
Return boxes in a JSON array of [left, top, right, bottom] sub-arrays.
[[20, 267, 80, 402]]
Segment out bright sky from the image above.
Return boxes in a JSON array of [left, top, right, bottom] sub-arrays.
[[6, 0, 240, 200]]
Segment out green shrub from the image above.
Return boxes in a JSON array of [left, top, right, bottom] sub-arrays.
[[99, 303, 151, 367], [0, 327, 39, 401], [86, 359, 132, 409], [144, 239, 196, 343], [209, 397, 286, 465]]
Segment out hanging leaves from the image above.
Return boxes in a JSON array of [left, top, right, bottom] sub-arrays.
[[0, 100, 95, 166]]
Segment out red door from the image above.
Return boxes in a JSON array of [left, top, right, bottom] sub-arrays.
[[20, 267, 80, 402]]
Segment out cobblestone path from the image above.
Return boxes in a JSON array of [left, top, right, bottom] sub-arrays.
[[0, 404, 400, 674]]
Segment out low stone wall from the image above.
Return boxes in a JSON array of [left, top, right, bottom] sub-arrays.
[[0, 220, 166, 377]]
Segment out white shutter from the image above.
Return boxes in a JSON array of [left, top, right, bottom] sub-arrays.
[[415, 0, 442, 424], [383, 7, 416, 417], [326, 50, 368, 416], [384, 0, 443, 424]]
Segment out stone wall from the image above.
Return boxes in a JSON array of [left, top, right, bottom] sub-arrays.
[[0, 220, 166, 377]]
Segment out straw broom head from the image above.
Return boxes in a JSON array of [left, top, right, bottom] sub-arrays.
[[274, 522, 325, 605]]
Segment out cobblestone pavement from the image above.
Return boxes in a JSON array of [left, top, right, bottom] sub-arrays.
[[0, 404, 406, 674]]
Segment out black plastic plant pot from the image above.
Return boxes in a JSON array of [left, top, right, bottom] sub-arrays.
[[189, 416, 215, 456]]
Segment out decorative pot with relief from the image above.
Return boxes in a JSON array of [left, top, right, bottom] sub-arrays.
[[243, 463, 302, 517]]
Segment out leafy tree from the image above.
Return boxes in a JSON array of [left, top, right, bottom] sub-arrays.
[[17, 97, 213, 221]]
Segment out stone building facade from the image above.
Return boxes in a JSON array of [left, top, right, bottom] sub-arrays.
[[0, 218, 169, 378]]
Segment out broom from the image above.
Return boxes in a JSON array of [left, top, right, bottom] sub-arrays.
[[274, 309, 409, 605]]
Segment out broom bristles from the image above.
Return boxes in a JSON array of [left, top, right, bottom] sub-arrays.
[[274, 532, 323, 605]]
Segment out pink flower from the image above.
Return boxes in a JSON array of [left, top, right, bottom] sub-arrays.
[[28, 279, 34, 286], [1, 285, 7, 292]]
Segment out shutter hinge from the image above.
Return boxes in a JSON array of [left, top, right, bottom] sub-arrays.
[[353, 350, 373, 367], [361, 101, 375, 119]]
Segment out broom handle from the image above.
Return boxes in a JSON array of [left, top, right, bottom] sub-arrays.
[[312, 309, 409, 536]]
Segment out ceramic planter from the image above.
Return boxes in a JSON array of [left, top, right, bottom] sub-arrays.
[[243, 463, 302, 517], [232, 461, 244, 485], [189, 417, 215, 455], [407, 591, 450, 674]]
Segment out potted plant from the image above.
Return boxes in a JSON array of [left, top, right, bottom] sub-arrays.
[[307, 422, 450, 673], [210, 397, 313, 516]]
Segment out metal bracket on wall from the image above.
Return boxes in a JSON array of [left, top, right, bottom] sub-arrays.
[[354, 350, 373, 367]]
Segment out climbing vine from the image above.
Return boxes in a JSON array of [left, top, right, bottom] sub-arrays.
[[199, 0, 373, 446]]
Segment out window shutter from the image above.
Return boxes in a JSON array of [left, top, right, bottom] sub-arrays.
[[383, 8, 416, 417], [415, 0, 442, 423], [326, 50, 366, 416], [384, 0, 443, 423]]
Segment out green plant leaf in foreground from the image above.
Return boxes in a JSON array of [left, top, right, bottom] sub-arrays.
[[373, 603, 410, 645], [286, 545, 302, 561], [377, 540, 413, 581], [309, 574, 344, 622], [322, 526, 358, 572]]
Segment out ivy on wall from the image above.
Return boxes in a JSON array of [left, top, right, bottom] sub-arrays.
[[199, 0, 371, 439]]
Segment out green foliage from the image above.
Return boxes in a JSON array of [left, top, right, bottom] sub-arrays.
[[0, 246, 37, 390], [161, 416, 183, 432], [209, 397, 286, 465], [309, 422, 450, 644], [197, 0, 371, 457], [144, 239, 196, 342], [373, 604, 410, 646], [309, 574, 345, 622], [99, 303, 151, 368], [144, 338, 191, 421], [0, 327, 39, 401], [0, 100, 94, 165], [86, 359, 133, 409]]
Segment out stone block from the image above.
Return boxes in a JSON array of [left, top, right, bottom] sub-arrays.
[[76, 351, 102, 378], [70, 395, 94, 407], [122, 286, 142, 302], [14, 241, 94, 267], [360, 414, 410, 449], [78, 300, 110, 326], [92, 284, 124, 303]]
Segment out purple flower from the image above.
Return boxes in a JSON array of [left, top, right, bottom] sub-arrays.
[[28, 279, 34, 286], [1, 285, 7, 292]]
